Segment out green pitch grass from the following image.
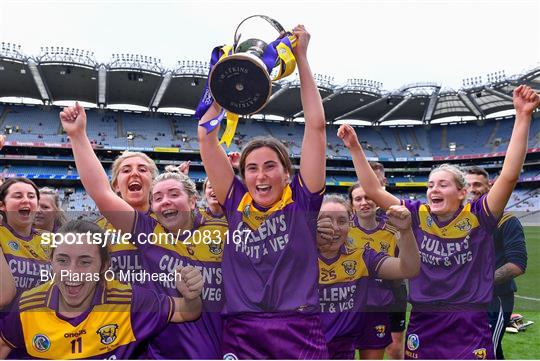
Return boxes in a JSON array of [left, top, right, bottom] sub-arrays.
[[503, 226, 540, 360]]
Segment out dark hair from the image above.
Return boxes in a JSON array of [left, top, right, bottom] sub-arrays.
[[0, 177, 40, 221], [347, 182, 361, 205], [369, 161, 385, 175], [52, 219, 110, 265], [239, 137, 293, 179], [465, 166, 490, 180]]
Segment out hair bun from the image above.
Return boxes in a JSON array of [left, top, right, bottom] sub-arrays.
[[164, 165, 181, 173]]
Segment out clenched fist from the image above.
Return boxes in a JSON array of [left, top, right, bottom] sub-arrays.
[[175, 265, 203, 301]]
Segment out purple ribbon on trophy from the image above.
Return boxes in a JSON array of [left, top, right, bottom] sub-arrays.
[[195, 16, 297, 138]]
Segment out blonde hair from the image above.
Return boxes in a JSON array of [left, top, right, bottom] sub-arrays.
[[429, 163, 467, 190], [110, 151, 158, 189], [39, 187, 67, 228], [322, 194, 352, 217], [152, 165, 198, 200]]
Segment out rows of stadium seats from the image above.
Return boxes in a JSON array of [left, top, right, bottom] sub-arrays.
[[4, 164, 538, 186], [506, 188, 539, 212], [2, 105, 539, 157], [49, 186, 537, 214]]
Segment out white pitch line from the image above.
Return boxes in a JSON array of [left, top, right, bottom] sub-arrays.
[[515, 295, 540, 302]]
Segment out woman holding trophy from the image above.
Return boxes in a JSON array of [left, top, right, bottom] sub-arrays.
[[198, 24, 328, 359]]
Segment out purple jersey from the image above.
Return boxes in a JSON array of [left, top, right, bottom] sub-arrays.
[[405, 308, 494, 359], [130, 210, 225, 359], [319, 245, 388, 341], [349, 216, 398, 309], [221, 174, 324, 314], [402, 194, 497, 305], [0, 280, 173, 359], [222, 312, 328, 359]]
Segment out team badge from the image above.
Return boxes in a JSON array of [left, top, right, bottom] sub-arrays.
[[426, 216, 433, 227], [473, 348, 487, 360], [455, 218, 472, 231], [379, 241, 390, 253], [32, 334, 51, 352], [342, 260, 357, 276], [187, 245, 195, 256], [242, 204, 251, 218], [208, 242, 223, 255], [96, 324, 118, 345], [223, 353, 239, 360], [41, 243, 50, 257], [8, 240, 19, 251], [375, 325, 386, 338], [407, 334, 420, 351]]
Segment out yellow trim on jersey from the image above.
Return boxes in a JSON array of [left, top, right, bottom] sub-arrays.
[[348, 224, 398, 257], [497, 212, 514, 228], [19, 280, 136, 359], [418, 202, 481, 238], [319, 247, 370, 284], [0, 226, 49, 260], [236, 184, 294, 230]]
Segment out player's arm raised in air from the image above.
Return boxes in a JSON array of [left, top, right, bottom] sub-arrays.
[[170, 265, 203, 323], [376, 205, 420, 280], [0, 248, 16, 308], [197, 103, 235, 205], [487, 85, 540, 219], [295, 25, 326, 192], [338, 124, 400, 210], [60, 103, 135, 232]]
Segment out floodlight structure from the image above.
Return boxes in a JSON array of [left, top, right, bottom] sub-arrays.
[[0, 42, 25, 61], [486, 70, 506, 84], [0, 43, 51, 104], [109, 53, 164, 74], [313, 74, 335, 89], [461, 75, 484, 89], [345, 78, 383, 92], [39, 46, 97, 68], [175, 60, 210, 76]]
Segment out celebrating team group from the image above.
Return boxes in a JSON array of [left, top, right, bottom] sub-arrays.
[[0, 25, 538, 360]]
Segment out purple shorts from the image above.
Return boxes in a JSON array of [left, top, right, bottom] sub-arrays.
[[327, 336, 356, 359], [405, 309, 495, 360], [356, 312, 392, 350], [222, 312, 328, 359]]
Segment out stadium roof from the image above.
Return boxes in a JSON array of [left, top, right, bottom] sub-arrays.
[[1, 43, 539, 124]]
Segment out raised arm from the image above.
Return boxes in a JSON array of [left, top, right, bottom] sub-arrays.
[[60, 103, 135, 232], [170, 265, 203, 323], [338, 124, 399, 209], [377, 205, 420, 280], [296, 25, 326, 192], [197, 103, 235, 205], [0, 249, 16, 309], [488, 86, 540, 218]]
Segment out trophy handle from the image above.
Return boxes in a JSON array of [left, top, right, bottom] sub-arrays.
[[233, 15, 288, 52]]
